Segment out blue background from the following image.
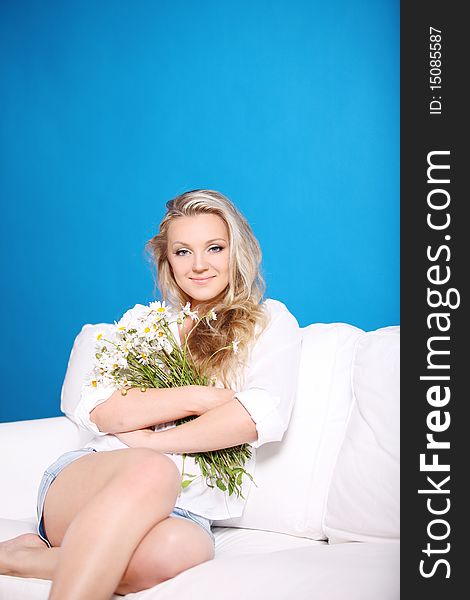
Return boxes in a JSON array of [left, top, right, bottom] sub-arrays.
[[0, 0, 399, 422]]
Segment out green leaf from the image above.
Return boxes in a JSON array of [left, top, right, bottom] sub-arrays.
[[216, 479, 227, 491], [244, 471, 255, 483], [181, 480, 193, 488]]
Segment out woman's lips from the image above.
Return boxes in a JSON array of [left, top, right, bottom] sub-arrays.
[[190, 276, 215, 284]]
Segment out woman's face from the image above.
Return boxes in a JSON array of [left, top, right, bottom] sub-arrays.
[[167, 213, 230, 308]]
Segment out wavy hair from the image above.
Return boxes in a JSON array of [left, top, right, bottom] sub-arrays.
[[145, 189, 270, 387]]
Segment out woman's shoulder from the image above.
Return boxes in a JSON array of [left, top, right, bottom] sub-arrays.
[[262, 298, 297, 319], [260, 298, 300, 330], [262, 298, 289, 312]]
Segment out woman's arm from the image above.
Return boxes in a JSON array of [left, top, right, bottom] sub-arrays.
[[90, 385, 235, 434], [116, 398, 259, 452], [116, 300, 301, 452]]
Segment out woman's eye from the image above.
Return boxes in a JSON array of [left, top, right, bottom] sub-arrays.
[[175, 249, 190, 256], [208, 245, 223, 253]]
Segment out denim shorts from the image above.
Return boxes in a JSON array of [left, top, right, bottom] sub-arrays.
[[37, 447, 215, 547]]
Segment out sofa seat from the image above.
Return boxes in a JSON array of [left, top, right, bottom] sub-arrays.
[[0, 515, 398, 600]]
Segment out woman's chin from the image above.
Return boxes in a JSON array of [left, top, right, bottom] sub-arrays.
[[188, 291, 225, 309]]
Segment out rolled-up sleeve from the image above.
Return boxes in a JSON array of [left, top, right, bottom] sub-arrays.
[[69, 304, 154, 434], [74, 383, 116, 435], [233, 300, 301, 448], [60, 322, 118, 436]]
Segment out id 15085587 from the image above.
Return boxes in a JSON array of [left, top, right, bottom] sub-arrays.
[[429, 26, 443, 115]]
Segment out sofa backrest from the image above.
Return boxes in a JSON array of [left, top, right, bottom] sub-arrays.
[[323, 326, 400, 543], [215, 323, 364, 539]]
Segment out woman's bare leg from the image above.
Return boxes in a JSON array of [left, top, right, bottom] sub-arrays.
[[42, 447, 181, 600], [116, 512, 214, 595], [0, 533, 58, 579], [0, 447, 181, 599], [0, 516, 214, 595]]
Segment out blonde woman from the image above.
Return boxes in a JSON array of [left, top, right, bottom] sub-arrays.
[[0, 190, 301, 600]]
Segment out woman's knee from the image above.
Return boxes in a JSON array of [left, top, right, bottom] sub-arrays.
[[114, 448, 181, 500], [117, 519, 214, 594], [44, 449, 180, 545]]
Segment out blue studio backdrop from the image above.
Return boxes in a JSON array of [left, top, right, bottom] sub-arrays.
[[0, 0, 399, 422]]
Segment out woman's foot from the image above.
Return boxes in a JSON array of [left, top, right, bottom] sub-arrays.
[[0, 533, 48, 576]]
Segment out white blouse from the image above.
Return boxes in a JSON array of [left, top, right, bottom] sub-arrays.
[[73, 298, 301, 521]]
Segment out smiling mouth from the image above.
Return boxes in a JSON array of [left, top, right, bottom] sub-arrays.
[[190, 276, 215, 282]]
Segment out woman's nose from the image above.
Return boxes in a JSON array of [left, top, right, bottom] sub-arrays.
[[192, 253, 209, 271]]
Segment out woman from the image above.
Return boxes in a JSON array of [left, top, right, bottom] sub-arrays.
[[0, 189, 301, 600]]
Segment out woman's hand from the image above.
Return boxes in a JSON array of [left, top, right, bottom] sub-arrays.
[[193, 385, 236, 415]]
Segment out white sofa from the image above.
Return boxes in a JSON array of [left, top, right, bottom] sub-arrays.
[[0, 321, 400, 600]]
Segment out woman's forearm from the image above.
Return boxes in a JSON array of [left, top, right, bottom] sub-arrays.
[[116, 398, 259, 452], [90, 386, 200, 433], [90, 385, 236, 434]]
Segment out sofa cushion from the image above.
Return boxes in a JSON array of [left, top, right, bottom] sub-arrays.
[[215, 323, 363, 539], [151, 542, 400, 600], [0, 517, 37, 543], [324, 326, 400, 543], [0, 417, 90, 520], [0, 515, 399, 600]]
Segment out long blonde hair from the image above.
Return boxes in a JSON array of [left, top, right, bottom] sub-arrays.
[[145, 189, 270, 387]]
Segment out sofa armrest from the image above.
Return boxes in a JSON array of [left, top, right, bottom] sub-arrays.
[[0, 416, 93, 519]]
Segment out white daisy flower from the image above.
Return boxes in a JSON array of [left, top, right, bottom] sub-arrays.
[[180, 301, 199, 321], [206, 308, 217, 322], [116, 303, 149, 330], [148, 300, 169, 320], [135, 321, 157, 342], [136, 351, 150, 365], [102, 352, 127, 372], [231, 339, 240, 354], [118, 341, 131, 357]]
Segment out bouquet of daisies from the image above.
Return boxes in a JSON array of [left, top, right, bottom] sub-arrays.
[[86, 301, 254, 499]]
